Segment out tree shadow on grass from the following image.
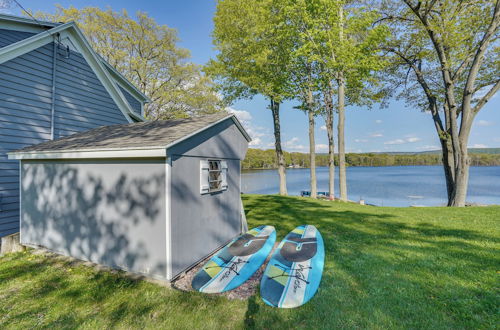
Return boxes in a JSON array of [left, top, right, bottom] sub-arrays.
[[242, 195, 498, 329]]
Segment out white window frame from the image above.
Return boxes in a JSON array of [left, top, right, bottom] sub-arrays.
[[200, 159, 228, 195]]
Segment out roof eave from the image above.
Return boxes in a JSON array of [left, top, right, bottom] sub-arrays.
[[101, 59, 151, 103], [8, 113, 251, 160], [0, 13, 59, 29], [8, 147, 167, 160]]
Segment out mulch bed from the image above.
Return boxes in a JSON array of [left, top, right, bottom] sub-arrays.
[[171, 243, 278, 300]]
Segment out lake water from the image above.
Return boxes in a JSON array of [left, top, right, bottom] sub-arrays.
[[241, 166, 500, 207]]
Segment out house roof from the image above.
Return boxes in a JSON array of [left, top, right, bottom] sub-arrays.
[[8, 113, 251, 160], [0, 13, 59, 31], [0, 14, 149, 121]]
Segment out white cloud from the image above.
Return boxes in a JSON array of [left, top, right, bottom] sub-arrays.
[[384, 139, 406, 145], [316, 144, 329, 152], [476, 120, 494, 127], [470, 143, 488, 148], [227, 107, 273, 149], [370, 133, 383, 138], [284, 137, 307, 152], [375, 120, 382, 124], [354, 139, 369, 143], [227, 107, 252, 122], [249, 137, 262, 147], [320, 125, 327, 131], [494, 137, 500, 143], [384, 136, 421, 145]]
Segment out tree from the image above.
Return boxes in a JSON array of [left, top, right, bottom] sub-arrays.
[[333, 1, 389, 201], [380, 0, 500, 206], [36, 6, 224, 119], [284, 0, 388, 201], [207, 0, 293, 196], [276, 1, 323, 198]]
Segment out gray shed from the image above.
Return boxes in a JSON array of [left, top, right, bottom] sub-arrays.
[[8, 113, 251, 281]]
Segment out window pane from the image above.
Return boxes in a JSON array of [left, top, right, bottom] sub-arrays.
[[208, 160, 222, 192]]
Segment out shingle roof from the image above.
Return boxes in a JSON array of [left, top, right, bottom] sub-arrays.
[[13, 113, 248, 154]]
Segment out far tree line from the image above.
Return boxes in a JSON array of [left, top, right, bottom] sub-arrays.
[[242, 149, 500, 170]]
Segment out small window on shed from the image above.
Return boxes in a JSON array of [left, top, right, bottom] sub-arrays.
[[200, 159, 228, 194]]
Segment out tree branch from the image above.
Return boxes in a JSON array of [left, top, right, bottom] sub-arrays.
[[385, 47, 445, 133], [462, 0, 500, 116], [473, 79, 500, 113]]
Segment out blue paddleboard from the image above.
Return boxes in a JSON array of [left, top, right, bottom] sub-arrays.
[[260, 225, 324, 308], [192, 225, 276, 293]]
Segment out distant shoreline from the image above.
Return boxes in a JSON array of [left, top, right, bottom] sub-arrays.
[[243, 149, 500, 169], [242, 164, 500, 170]]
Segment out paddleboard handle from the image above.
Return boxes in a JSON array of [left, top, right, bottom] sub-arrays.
[[204, 258, 250, 276], [267, 263, 312, 285]]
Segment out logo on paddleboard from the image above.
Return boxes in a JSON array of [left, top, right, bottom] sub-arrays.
[[293, 264, 308, 293]]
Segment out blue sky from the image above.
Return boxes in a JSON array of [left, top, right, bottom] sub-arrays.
[[4, 0, 499, 153]]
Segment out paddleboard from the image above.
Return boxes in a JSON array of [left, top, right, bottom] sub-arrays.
[[192, 225, 276, 293], [260, 224, 324, 308]]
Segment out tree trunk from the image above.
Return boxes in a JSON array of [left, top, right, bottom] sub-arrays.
[[441, 141, 470, 207], [308, 109, 317, 199], [324, 88, 335, 199], [440, 138, 455, 204], [270, 98, 287, 195], [449, 149, 469, 206], [337, 72, 347, 201]]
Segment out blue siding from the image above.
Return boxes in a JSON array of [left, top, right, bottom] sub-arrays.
[[0, 41, 129, 237], [118, 85, 142, 116], [0, 28, 35, 48]]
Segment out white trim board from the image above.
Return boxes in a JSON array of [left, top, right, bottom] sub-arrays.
[[165, 157, 173, 280], [8, 148, 167, 160], [0, 13, 57, 33]]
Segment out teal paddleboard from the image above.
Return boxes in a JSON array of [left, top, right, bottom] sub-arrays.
[[260, 225, 324, 308], [192, 225, 276, 293]]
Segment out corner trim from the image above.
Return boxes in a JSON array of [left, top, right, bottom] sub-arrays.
[[165, 157, 173, 280]]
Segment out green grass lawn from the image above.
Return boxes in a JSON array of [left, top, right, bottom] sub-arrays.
[[1, 195, 498, 329]]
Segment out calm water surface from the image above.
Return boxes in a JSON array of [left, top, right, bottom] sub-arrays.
[[241, 166, 500, 207]]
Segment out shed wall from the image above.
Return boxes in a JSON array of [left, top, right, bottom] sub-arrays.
[[20, 159, 167, 280], [0, 41, 129, 237], [169, 120, 248, 277]]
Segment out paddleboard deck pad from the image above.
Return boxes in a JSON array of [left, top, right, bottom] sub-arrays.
[[260, 225, 324, 308], [192, 225, 276, 293]]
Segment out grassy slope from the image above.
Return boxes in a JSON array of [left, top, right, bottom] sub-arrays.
[[0, 195, 498, 329]]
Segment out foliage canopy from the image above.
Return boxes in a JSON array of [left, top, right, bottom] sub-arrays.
[[36, 6, 225, 119]]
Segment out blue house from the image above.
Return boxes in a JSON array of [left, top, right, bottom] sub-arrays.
[[0, 14, 149, 238]]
